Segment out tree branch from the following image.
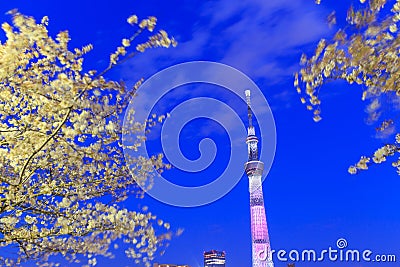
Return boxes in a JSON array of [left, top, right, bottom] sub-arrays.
[[18, 107, 73, 185]]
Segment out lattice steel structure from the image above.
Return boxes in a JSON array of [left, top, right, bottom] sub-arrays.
[[244, 90, 274, 267]]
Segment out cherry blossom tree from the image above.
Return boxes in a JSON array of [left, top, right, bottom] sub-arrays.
[[0, 10, 177, 266], [296, 0, 400, 174]]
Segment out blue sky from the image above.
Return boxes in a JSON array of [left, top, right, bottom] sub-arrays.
[[2, 0, 400, 266]]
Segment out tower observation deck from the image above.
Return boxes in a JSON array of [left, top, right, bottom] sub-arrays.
[[244, 90, 274, 267]]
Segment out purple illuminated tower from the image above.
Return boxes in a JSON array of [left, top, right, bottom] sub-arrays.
[[244, 90, 274, 267]]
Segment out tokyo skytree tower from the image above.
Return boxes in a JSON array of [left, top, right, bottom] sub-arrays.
[[244, 90, 274, 267]]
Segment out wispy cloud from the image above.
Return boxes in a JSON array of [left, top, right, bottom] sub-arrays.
[[120, 0, 332, 115], [199, 0, 332, 83], [122, 0, 331, 81]]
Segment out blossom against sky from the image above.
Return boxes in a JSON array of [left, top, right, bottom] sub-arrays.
[[1, 0, 400, 266]]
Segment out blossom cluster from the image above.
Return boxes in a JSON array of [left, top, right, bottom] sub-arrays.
[[0, 11, 178, 266], [296, 0, 400, 174]]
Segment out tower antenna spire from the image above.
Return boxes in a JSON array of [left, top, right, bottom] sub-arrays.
[[244, 89, 274, 267], [245, 90, 253, 128]]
